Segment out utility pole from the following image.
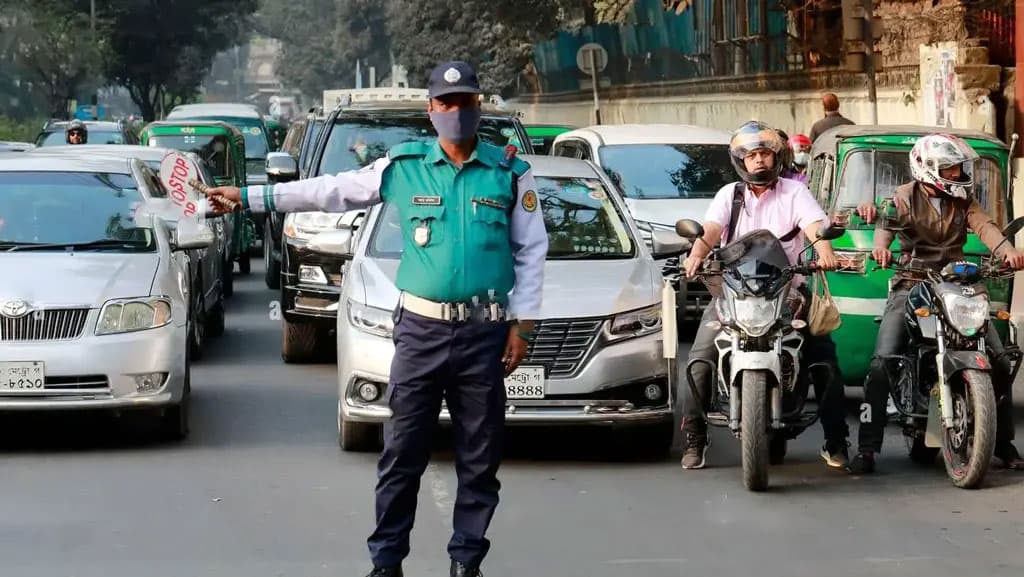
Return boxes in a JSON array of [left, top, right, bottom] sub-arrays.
[[863, 1, 877, 124], [1016, 0, 1024, 156], [90, 0, 96, 40], [842, 0, 883, 124]]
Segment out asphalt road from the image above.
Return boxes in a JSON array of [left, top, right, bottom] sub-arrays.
[[1, 262, 1023, 577]]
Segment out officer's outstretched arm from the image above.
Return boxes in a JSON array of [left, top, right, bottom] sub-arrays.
[[508, 170, 548, 321], [240, 157, 390, 213]]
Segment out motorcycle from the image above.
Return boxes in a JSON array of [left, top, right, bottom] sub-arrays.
[[674, 221, 844, 491], [871, 216, 1024, 488]]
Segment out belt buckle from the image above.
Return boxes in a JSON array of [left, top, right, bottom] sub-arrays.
[[440, 302, 452, 321], [456, 302, 468, 322]]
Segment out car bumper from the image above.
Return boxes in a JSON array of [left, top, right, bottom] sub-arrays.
[[282, 236, 344, 323], [0, 322, 187, 411], [338, 323, 672, 426]]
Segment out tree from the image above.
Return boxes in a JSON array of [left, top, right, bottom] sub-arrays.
[[256, 0, 390, 99], [0, 0, 101, 118], [99, 0, 259, 120], [387, 0, 584, 95]]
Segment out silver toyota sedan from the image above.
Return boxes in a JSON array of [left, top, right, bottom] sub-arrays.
[[0, 153, 212, 439], [305, 155, 688, 454]]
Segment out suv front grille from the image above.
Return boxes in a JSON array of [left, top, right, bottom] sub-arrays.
[[523, 319, 603, 378], [0, 308, 90, 342]]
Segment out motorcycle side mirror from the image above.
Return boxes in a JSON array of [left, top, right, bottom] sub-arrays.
[[1001, 216, 1024, 239], [816, 223, 846, 241], [675, 218, 704, 240]]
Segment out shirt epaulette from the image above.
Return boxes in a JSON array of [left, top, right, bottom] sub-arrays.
[[389, 141, 430, 159]]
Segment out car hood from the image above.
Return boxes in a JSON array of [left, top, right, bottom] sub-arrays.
[[0, 252, 159, 308], [355, 257, 658, 318], [624, 198, 713, 228]]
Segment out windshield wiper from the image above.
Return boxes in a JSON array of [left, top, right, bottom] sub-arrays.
[[7, 239, 150, 252]]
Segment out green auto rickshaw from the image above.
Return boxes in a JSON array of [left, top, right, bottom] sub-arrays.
[[806, 125, 1016, 386], [140, 120, 256, 278], [525, 123, 575, 155]]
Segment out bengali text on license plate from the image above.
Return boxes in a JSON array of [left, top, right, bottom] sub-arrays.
[[504, 366, 545, 399], [0, 361, 45, 392]]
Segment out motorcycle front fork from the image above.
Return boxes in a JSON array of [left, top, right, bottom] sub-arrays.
[[934, 321, 955, 429]]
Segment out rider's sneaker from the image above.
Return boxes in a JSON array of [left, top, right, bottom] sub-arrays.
[[846, 451, 876, 474], [680, 433, 709, 470], [994, 441, 1024, 470], [820, 439, 850, 469]]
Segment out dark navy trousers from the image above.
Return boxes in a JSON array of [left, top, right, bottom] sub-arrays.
[[368, 308, 509, 568]]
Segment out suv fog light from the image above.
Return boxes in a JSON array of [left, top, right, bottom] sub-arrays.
[[644, 383, 663, 401], [134, 373, 167, 393], [299, 265, 328, 285], [357, 381, 382, 402]]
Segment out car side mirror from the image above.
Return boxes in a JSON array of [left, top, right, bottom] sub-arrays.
[[266, 151, 298, 183], [650, 228, 688, 259], [675, 218, 704, 240], [306, 229, 354, 259], [172, 222, 214, 251]]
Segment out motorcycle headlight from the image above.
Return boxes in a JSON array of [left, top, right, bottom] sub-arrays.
[[732, 295, 779, 337], [96, 297, 173, 335], [347, 299, 394, 338], [606, 304, 662, 340], [941, 293, 989, 336], [284, 212, 345, 240]]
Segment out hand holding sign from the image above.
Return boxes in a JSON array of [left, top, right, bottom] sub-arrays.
[[199, 184, 243, 215]]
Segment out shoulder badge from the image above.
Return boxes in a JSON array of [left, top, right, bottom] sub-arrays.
[[522, 190, 537, 212]]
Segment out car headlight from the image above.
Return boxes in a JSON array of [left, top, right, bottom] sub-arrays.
[[284, 212, 345, 240], [941, 293, 989, 336], [96, 297, 172, 335], [606, 304, 662, 340], [732, 295, 779, 337], [347, 299, 394, 338]]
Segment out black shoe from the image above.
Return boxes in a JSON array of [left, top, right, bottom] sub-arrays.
[[451, 560, 482, 577], [847, 451, 876, 474], [820, 439, 850, 469], [366, 567, 403, 577], [994, 441, 1024, 470], [680, 432, 709, 470]]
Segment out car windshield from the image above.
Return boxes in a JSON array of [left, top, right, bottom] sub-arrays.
[[369, 175, 634, 259], [37, 130, 125, 146], [317, 116, 523, 176], [147, 134, 233, 179], [0, 171, 155, 251], [835, 149, 1006, 226], [598, 143, 734, 199], [178, 116, 268, 160]]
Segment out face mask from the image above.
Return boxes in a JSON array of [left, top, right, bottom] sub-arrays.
[[793, 152, 810, 166], [429, 108, 481, 143]]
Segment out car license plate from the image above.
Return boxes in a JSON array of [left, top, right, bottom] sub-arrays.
[[504, 366, 545, 399], [0, 361, 45, 393]]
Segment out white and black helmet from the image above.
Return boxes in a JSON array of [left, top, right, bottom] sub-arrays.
[[728, 121, 786, 186], [909, 133, 979, 200]]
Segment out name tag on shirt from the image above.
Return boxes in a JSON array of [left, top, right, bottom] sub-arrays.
[[412, 196, 442, 206]]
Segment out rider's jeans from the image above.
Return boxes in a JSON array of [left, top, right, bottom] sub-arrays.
[[858, 288, 1017, 453], [682, 298, 849, 444]]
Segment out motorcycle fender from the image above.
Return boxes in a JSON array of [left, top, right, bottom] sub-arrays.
[[942, 350, 991, 378], [729, 351, 780, 385], [925, 391, 942, 448]]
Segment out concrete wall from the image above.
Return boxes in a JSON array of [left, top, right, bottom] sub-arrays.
[[515, 86, 914, 137]]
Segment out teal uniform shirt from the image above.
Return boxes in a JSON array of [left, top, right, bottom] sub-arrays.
[[240, 138, 548, 319]]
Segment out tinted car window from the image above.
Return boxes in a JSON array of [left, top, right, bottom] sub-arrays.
[[598, 143, 734, 199], [0, 171, 155, 251], [37, 130, 126, 146], [317, 116, 523, 176], [370, 175, 634, 259]]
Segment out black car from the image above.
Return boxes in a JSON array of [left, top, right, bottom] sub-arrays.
[[270, 98, 533, 363], [35, 120, 140, 147], [263, 109, 326, 290]]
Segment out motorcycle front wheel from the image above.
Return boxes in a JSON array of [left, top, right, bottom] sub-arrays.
[[741, 370, 769, 491], [942, 369, 996, 489]]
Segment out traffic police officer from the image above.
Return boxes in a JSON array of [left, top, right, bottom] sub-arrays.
[[203, 61, 548, 577]]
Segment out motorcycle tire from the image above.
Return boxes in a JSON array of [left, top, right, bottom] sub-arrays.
[[942, 369, 996, 489], [741, 371, 769, 491]]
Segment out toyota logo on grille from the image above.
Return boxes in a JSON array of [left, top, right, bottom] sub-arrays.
[[0, 299, 31, 318]]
